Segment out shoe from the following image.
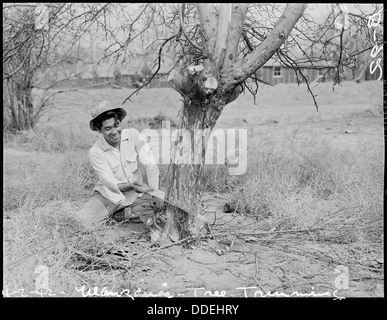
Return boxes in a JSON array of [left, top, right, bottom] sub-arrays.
[[111, 208, 143, 224], [111, 209, 131, 222]]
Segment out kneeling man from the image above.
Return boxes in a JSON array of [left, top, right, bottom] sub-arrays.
[[77, 101, 163, 229]]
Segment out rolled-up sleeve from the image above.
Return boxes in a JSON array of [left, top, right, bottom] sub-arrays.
[[89, 147, 122, 194], [136, 133, 160, 190]]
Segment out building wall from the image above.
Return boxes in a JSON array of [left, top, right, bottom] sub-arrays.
[[257, 66, 323, 85]]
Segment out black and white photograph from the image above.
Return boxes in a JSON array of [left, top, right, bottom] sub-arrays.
[[3, 2, 384, 309]]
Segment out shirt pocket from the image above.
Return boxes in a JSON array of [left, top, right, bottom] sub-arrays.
[[125, 154, 138, 173], [109, 158, 122, 175]]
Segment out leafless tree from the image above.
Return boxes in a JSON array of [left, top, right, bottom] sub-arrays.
[[3, 3, 64, 131], [309, 4, 383, 83], [110, 3, 382, 244], [3, 3, 116, 131]]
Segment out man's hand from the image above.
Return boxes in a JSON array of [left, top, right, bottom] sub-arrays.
[[132, 182, 154, 194]]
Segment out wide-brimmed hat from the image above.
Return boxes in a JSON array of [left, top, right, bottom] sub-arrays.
[[89, 101, 127, 131]]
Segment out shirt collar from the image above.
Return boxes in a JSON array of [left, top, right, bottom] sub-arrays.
[[99, 135, 114, 151], [98, 129, 129, 151]]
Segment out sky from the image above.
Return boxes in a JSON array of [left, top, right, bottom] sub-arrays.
[[45, 3, 383, 66]]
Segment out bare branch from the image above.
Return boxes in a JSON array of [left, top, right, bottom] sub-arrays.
[[196, 3, 217, 58], [213, 3, 232, 72], [274, 49, 320, 111], [48, 3, 67, 22], [226, 3, 307, 90], [3, 44, 33, 80], [223, 3, 249, 71], [333, 26, 345, 85], [122, 34, 178, 105], [179, 4, 202, 52]]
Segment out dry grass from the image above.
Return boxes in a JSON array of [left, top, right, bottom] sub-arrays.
[[3, 200, 141, 296], [3, 81, 384, 297], [3, 148, 96, 211], [225, 133, 384, 244], [3, 123, 97, 153]]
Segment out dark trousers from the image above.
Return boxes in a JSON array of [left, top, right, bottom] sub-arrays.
[[93, 191, 163, 225]]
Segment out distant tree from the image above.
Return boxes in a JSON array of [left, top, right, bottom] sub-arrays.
[[312, 4, 383, 83], [2, 3, 112, 131]]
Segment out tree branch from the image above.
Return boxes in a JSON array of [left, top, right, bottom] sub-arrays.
[[213, 3, 232, 72], [179, 4, 202, 52], [275, 50, 320, 111], [196, 3, 217, 58], [223, 3, 249, 71], [48, 3, 67, 23], [334, 26, 345, 85], [122, 34, 178, 105], [225, 3, 307, 91], [242, 30, 254, 52], [3, 45, 33, 80]]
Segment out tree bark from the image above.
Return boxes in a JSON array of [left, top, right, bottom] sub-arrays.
[[223, 4, 249, 71], [149, 72, 240, 245], [197, 3, 218, 65], [3, 79, 35, 131], [213, 4, 232, 71]]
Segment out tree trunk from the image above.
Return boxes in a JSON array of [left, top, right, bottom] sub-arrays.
[[4, 79, 35, 132], [149, 83, 241, 245]]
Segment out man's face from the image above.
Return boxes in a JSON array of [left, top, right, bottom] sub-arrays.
[[99, 117, 122, 146]]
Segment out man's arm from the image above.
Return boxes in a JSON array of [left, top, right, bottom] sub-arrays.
[[117, 182, 135, 193], [117, 181, 153, 193]]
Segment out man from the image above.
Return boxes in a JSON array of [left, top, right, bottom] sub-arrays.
[[76, 101, 163, 229]]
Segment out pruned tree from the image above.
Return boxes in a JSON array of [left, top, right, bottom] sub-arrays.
[[116, 3, 382, 245], [116, 3, 309, 244], [152, 4, 308, 244]]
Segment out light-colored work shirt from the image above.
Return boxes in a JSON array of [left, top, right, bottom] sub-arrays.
[[89, 128, 159, 205]]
